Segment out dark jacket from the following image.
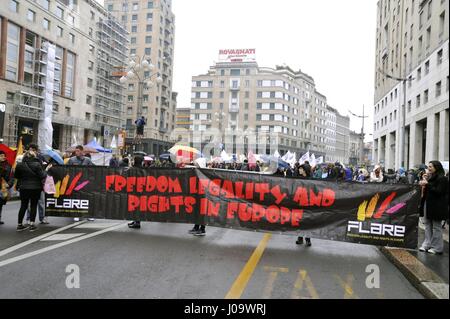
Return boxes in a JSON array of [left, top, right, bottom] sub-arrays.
[[420, 174, 449, 221], [14, 156, 47, 190]]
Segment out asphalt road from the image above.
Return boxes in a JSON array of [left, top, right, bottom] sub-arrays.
[[0, 201, 423, 299]]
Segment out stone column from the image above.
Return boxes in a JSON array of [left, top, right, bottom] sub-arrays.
[[425, 113, 438, 163], [409, 121, 423, 168], [438, 109, 449, 161]]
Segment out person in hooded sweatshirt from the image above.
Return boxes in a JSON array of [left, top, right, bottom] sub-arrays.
[[14, 150, 50, 232]]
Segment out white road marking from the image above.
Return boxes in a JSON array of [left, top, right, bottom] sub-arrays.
[[0, 221, 86, 258], [41, 233, 86, 241], [0, 222, 128, 268], [74, 223, 121, 229]]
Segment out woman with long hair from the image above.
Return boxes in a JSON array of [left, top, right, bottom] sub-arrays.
[[418, 161, 449, 255]]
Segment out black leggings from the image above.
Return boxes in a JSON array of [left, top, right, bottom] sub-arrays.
[[18, 189, 42, 224]]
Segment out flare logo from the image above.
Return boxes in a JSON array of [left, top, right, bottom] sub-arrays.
[[46, 173, 90, 211], [54, 172, 90, 198], [347, 192, 406, 238]]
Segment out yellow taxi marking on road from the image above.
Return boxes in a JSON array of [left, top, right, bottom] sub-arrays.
[[291, 269, 319, 299], [335, 274, 358, 299], [262, 266, 289, 298], [225, 233, 272, 299]]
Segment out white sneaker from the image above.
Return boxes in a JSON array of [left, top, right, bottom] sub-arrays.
[[428, 248, 443, 255], [419, 247, 428, 252], [73, 217, 80, 222], [87, 218, 95, 221]]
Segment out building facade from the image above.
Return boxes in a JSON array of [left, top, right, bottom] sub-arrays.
[[373, 0, 449, 170], [187, 54, 351, 159], [0, 0, 128, 150], [105, 0, 176, 155]]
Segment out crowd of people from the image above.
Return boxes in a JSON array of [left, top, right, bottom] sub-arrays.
[[0, 144, 448, 254]]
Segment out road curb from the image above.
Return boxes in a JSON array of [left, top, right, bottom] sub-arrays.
[[379, 246, 449, 299]]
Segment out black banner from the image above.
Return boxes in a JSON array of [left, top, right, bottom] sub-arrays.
[[45, 166, 421, 249]]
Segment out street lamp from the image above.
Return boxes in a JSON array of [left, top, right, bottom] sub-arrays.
[[214, 111, 226, 150], [119, 55, 163, 119], [377, 68, 414, 169], [349, 105, 369, 166]]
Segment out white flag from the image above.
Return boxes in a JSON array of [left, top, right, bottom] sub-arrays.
[[273, 150, 281, 158], [316, 156, 324, 165], [299, 151, 310, 165], [310, 153, 317, 167], [220, 150, 232, 161], [110, 135, 117, 149]]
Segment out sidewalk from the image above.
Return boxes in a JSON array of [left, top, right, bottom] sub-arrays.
[[380, 222, 449, 299]]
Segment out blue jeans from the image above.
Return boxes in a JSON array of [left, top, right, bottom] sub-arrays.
[[26, 191, 45, 222], [420, 204, 444, 253]]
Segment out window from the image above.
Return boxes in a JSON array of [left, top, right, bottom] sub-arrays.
[[407, 100, 411, 112], [439, 11, 446, 35], [417, 68, 421, 80], [425, 60, 430, 74], [146, 24, 152, 32], [132, 2, 139, 10], [88, 61, 94, 70], [26, 9, 36, 22], [89, 28, 93, 36], [86, 113, 91, 121], [43, 19, 50, 30], [230, 69, 240, 76], [130, 37, 136, 44], [131, 26, 137, 33], [56, 7, 64, 19], [65, 52, 75, 98], [148, 1, 153, 8], [86, 95, 92, 105], [436, 81, 442, 97], [145, 36, 152, 43], [87, 78, 93, 88], [90, 11, 95, 21], [426, 27, 431, 48], [132, 14, 138, 22], [9, 0, 18, 12], [128, 95, 134, 102], [69, 33, 75, 44], [65, 107, 71, 116], [427, 0, 432, 19], [424, 89, 429, 104], [89, 45, 95, 54], [416, 94, 421, 107], [437, 49, 443, 65], [107, 4, 113, 11], [145, 48, 151, 55], [57, 27, 63, 37], [68, 15, 75, 25], [147, 13, 153, 22]]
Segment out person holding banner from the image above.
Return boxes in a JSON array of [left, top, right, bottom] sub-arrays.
[[295, 164, 312, 247], [418, 161, 448, 255], [128, 155, 145, 229]]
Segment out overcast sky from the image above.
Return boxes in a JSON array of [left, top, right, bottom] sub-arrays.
[[98, 0, 378, 137]]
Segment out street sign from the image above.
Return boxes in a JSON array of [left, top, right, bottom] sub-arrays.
[[104, 129, 110, 137]]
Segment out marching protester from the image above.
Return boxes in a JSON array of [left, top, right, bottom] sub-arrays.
[[418, 161, 449, 255], [0, 150, 13, 225], [128, 155, 144, 229], [68, 145, 94, 221], [109, 154, 120, 168], [369, 165, 384, 183], [119, 157, 130, 168], [296, 161, 312, 247], [14, 150, 51, 231]]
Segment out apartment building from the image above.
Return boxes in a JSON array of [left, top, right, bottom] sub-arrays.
[[188, 51, 352, 159], [373, 0, 449, 169], [0, 0, 128, 150], [105, 0, 176, 155]]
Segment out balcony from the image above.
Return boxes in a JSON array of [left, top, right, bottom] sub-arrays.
[[159, 126, 168, 133]]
